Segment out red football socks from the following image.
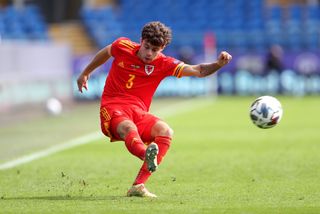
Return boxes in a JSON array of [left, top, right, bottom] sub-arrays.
[[124, 130, 146, 160], [133, 162, 151, 185], [133, 136, 171, 185], [154, 136, 171, 164]]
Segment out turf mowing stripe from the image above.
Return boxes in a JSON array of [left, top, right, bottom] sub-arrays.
[[0, 97, 213, 170]]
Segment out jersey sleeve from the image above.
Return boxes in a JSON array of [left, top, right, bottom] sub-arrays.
[[111, 37, 134, 57], [163, 57, 186, 78]]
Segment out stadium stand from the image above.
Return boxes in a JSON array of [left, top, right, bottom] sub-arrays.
[[80, 0, 320, 53], [49, 22, 96, 55], [1, 1, 318, 53], [0, 4, 48, 40]]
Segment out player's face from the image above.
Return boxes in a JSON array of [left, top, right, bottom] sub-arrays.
[[138, 40, 164, 63]]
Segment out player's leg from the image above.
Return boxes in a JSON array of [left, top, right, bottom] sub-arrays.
[[150, 120, 173, 165], [115, 118, 146, 160], [101, 106, 146, 160], [128, 119, 173, 197], [101, 106, 156, 197], [130, 117, 172, 185], [127, 144, 158, 198], [126, 113, 160, 197], [130, 144, 158, 187]]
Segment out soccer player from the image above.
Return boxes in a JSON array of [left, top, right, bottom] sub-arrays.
[[77, 21, 232, 198]]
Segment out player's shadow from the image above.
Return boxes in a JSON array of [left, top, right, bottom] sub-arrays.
[[1, 195, 127, 201]]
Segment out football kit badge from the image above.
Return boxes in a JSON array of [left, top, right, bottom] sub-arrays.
[[145, 65, 154, 75]]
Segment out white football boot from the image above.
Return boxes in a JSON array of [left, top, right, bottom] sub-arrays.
[[127, 184, 157, 198]]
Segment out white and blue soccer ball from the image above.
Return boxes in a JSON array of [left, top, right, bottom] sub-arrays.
[[250, 96, 283, 129]]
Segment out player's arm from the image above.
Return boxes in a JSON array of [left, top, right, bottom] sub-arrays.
[[180, 51, 232, 78], [77, 44, 112, 93]]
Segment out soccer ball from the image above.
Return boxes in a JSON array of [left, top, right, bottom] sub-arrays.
[[46, 97, 62, 116], [249, 96, 283, 129]]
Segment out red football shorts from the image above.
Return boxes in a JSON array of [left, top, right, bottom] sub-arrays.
[[100, 104, 160, 143]]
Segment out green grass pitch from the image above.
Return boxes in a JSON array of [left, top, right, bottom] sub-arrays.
[[0, 96, 319, 213]]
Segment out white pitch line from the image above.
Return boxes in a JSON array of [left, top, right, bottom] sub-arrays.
[[0, 132, 102, 170], [0, 97, 214, 170]]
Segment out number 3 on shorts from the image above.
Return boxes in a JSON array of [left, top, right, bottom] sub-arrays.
[[126, 74, 135, 89]]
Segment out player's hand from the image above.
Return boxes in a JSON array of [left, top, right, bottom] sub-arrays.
[[217, 51, 232, 67], [77, 73, 89, 93]]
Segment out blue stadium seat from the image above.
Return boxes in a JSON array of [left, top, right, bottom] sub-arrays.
[[285, 31, 303, 51], [80, 5, 123, 47], [247, 30, 266, 52], [306, 5, 320, 20], [81, 1, 319, 53], [267, 5, 282, 20], [288, 5, 303, 21], [1, 4, 48, 41], [304, 31, 319, 51], [265, 31, 284, 48]]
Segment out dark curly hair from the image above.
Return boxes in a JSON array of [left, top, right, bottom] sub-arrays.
[[141, 21, 172, 47]]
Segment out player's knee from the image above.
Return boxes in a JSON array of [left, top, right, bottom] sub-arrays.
[[159, 126, 173, 138], [152, 121, 174, 138], [166, 126, 174, 138], [117, 120, 137, 139]]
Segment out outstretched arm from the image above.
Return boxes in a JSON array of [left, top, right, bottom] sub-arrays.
[[77, 44, 112, 93], [180, 51, 232, 78]]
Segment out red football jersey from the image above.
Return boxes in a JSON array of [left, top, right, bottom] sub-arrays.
[[101, 37, 185, 111]]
